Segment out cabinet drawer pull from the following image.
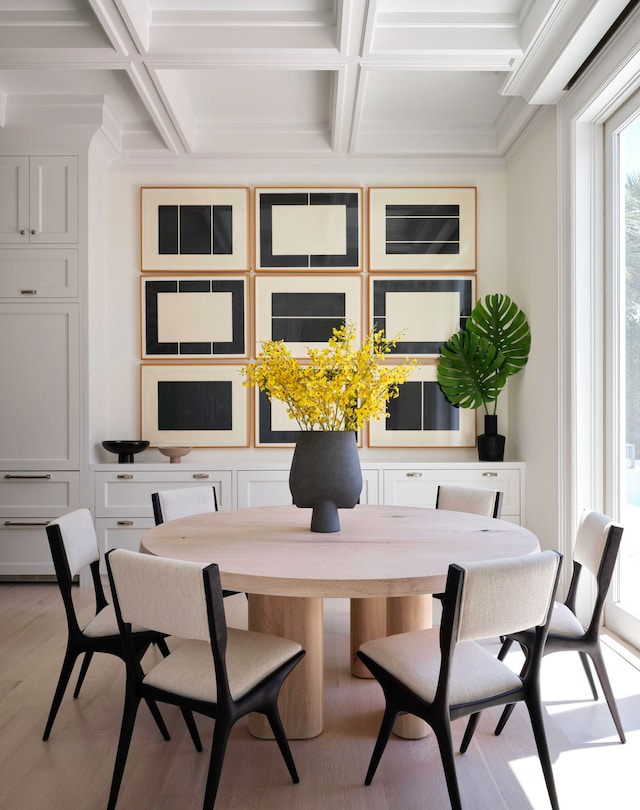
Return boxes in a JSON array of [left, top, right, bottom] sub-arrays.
[[193, 473, 209, 479], [4, 520, 50, 527], [4, 474, 51, 480], [19, 229, 26, 235], [30, 229, 36, 235], [482, 472, 498, 477], [21, 289, 38, 295], [406, 472, 422, 478], [117, 520, 134, 526], [116, 474, 134, 480]]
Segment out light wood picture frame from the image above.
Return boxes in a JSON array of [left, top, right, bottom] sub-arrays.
[[368, 187, 477, 272], [141, 275, 249, 359], [367, 364, 476, 448], [141, 187, 250, 272], [254, 274, 362, 357], [255, 187, 362, 271], [369, 274, 475, 358], [141, 364, 249, 447]]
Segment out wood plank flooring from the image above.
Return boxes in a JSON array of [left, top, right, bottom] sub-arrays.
[[1, 582, 639, 809]]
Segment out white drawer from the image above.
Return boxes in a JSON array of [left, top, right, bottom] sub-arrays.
[[383, 467, 521, 517], [0, 471, 80, 517], [94, 470, 233, 517], [236, 468, 380, 508], [95, 517, 155, 573], [0, 249, 78, 298], [0, 519, 54, 576]]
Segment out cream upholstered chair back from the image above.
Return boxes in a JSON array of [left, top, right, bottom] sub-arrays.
[[455, 550, 561, 643], [47, 507, 100, 578], [436, 484, 503, 519], [152, 485, 218, 524], [573, 509, 619, 578], [107, 548, 211, 642]]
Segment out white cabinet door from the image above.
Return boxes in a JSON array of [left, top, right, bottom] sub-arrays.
[[29, 157, 78, 244], [383, 467, 522, 521], [0, 157, 28, 244], [95, 517, 155, 573], [0, 520, 55, 577], [0, 156, 78, 244], [0, 303, 80, 469], [236, 468, 380, 508]]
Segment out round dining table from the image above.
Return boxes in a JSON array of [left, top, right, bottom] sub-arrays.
[[140, 504, 540, 740]]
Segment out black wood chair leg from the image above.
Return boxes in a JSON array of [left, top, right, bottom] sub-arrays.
[[73, 650, 93, 698], [107, 695, 141, 810], [267, 708, 300, 783], [43, 647, 78, 741], [364, 706, 397, 786]]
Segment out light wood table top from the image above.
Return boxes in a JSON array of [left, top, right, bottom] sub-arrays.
[[140, 504, 540, 598]]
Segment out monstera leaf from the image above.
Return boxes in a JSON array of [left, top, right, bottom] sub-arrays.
[[437, 294, 531, 413], [437, 330, 508, 411], [466, 294, 531, 378]]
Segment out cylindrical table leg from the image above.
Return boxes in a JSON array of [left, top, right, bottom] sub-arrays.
[[350, 597, 387, 678], [386, 594, 432, 739], [248, 594, 323, 740]]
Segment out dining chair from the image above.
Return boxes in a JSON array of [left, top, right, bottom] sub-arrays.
[[495, 509, 626, 743], [435, 484, 503, 518], [105, 548, 305, 810], [151, 485, 241, 600], [151, 485, 219, 524], [43, 508, 171, 742], [357, 549, 563, 810]]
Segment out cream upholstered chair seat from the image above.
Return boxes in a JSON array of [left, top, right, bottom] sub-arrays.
[[360, 630, 522, 706], [357, 550, 563, 810], [105, 548, 305, 810], [144, 630, 301, 703], [545, 602, 586, 637]]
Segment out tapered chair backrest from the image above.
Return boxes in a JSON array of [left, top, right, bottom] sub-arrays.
[[435, 484, 503, 519], [46, 508, 107, 632], [152, 485, 218, 525], [566, 510, 623, 628]]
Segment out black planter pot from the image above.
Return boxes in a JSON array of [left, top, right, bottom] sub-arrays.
[[477, 414, 505, 462], [289, 431, 363, 533]]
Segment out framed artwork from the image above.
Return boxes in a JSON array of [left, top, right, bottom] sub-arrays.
[[368, 364, 476, 448], [141, 275, 248, 359], [254, 389, 362, 448], [140, 187, 250, 272], [370, 275, 475, 358], [368, 187, 476, 271], [140, 364, 249, 447], [255, 187, 362, 271], [254, 274, 362, 357]]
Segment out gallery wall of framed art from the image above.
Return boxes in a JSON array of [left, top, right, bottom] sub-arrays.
[[138, 185, 477, 449]]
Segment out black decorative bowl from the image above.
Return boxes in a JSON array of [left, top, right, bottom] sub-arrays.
[[102, 440, 149, 463]]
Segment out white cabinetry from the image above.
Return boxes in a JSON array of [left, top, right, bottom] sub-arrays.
[[382, 463, 524, 523], [236, 467, 380, 507], [0, 303, 80, 469], [0, 249, 78, 299], [0, 156, 78, 244], [0, 471, 80, 576], [93, 467, 233, 567]]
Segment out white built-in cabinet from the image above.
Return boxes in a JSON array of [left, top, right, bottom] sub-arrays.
[[90, 462, 524, 566], [0, 154, 80, 577], [0, 156, 78, 244]]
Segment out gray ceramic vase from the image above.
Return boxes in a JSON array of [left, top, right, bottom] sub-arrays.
[[289, 431, 363, 532]]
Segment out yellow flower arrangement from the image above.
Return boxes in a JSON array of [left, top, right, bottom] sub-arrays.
[[242, 324, 416, 431]]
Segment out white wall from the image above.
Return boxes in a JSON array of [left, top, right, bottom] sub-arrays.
[[506, 109, 560, 550], [98, 161, 511, 467]]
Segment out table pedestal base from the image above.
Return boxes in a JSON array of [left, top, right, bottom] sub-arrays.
[[248, 594, 323, 740]]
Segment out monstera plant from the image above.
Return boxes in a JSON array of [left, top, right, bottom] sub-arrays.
[[437, 294, 531, 460]]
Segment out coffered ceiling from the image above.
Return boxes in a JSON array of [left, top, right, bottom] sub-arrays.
[[0, 0, 632, 160]]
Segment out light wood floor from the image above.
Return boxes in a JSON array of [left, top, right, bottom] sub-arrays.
[[1, 583, 639, 810]]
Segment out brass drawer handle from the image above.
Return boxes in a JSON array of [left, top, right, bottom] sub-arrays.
[[4, 474, 51, 480], [406, 472, 422, 478], [116, 474, 134, 480], [21, 289, 37, 295], [4, 520, 50, 526], [117, 520, 134, 526], [482, 472, 498, 477], [193, 473, 209, 479]]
